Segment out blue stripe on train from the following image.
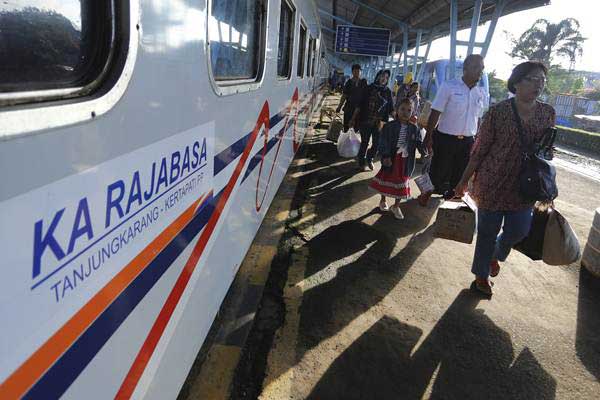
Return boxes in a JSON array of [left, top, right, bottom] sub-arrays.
[[213, 90, 315, 176], [214, 111, 286, 176], [241, 117, 297, 184], [24, 193, 219, 399]]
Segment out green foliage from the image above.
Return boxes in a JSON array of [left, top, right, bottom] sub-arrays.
[[572, 77, 584, 93], [488, 70, 508, 103], [556, 126, 600, 155], [507, 18, 585, 69], [546, 66, 579, 95]]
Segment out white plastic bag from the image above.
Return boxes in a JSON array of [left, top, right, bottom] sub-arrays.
[[337, 128, 361, 158]]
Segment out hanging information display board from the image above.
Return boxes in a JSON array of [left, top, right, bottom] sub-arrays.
[[335, 25, 391, 57]]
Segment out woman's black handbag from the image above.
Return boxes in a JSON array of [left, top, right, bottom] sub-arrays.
[[510, 98, 558, 203], [514, 206, 551, 260]]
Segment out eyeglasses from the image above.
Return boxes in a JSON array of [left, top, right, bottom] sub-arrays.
[[522, 76, 546, 85]]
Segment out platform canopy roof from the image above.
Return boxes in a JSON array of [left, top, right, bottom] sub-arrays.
[[317, 0, 549, 57]]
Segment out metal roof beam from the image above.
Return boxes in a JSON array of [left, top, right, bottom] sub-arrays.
[[367, 0, 393, 27], [406, 0, 449, 28], [318, 7, 356, 26], [456, 40, 485, 47], [351, 3, 361, 24], [346, 0, 409, 29]]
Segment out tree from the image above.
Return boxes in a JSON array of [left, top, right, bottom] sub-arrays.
[[572, 77, 584, 94], [585, 82, 600, 101], [546, 66, 583, 95], [0, 7, 82, 89], [487, 70, 508, 104], [507, 18, 585, 69], [546, 66, 574, 95]]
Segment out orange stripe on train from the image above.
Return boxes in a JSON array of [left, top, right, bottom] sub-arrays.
[[0, 193, 209, 399]]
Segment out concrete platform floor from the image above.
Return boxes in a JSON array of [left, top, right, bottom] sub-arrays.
[[230, 94, 600, 400]]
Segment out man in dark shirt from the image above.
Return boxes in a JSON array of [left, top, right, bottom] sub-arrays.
[[336, 64, 368, 132], [351, 69, 394, 170]]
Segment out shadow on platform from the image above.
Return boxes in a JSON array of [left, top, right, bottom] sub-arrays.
[[576, 267, 600, 380], [297, 202, 438, 358], [308, 290, 557, 400]]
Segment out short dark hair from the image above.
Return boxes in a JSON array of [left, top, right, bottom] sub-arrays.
[[507, 61, 548, 94], [351, 64, 361, 71], [396, 97, 413, 108], [410, 81, 420, 88], [464, 53, 484, 68]]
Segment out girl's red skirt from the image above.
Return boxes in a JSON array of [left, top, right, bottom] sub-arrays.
[[370, 153, 411, 199]]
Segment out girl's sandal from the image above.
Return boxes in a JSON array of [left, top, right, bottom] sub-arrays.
[[391, 205, 405, 220], [379, 200, 389, 211]]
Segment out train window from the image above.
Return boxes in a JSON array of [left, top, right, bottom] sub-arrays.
[[311, 39, 318, 77], [209, 0, 267, 82], [297, 22, 306, 78], [306, 36, 314, 77], [277, 0, 295, 79], [0, 1, 115, 101], [308, 37, 317, 77]]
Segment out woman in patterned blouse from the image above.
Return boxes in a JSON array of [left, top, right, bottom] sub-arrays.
[[454, 61, 556, 296]]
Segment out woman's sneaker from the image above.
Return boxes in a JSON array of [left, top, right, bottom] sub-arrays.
[[379, 199, 389, 211], [391, 205, 404, 220]]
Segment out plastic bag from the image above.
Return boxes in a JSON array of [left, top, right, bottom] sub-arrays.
[[543, 208, 581, 265], [337, 128, 361, 158]]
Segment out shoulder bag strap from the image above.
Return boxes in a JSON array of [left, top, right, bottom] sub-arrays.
[[510, 98, 530, 155]]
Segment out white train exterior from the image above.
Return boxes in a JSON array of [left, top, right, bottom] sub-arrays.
[[0, 0, 326, 398]]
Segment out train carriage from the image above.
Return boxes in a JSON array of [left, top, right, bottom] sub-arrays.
[[0, 1, 325, 398]]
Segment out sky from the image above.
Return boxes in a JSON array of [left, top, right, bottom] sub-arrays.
[[3, 0, 597, 81], [413, 0, 600, 80]]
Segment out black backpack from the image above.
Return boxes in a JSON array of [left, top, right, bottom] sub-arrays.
[[510, 98, 558, 203]]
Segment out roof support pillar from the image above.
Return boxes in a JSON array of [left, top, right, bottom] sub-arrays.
[[481, 0, 507, 58], [402, 25, 409, 76], [389, 43, 396, 89], [449, 0, 458, 79], [332, 0, 337, 51], [467, 0, 483, 56], [417, 28, 436, 82], [412, 29, 422, 76], [394, 48, 402, 84]]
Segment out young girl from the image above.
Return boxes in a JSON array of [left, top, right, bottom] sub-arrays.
[[370, 98, 424, 219]]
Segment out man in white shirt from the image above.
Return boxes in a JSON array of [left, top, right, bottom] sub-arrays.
[[419, 54, 487, 205]]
